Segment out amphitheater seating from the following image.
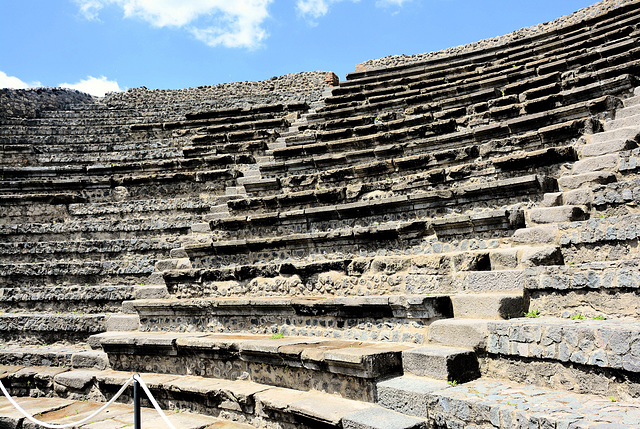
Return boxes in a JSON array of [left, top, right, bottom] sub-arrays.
[[2, 1, 640, 428]]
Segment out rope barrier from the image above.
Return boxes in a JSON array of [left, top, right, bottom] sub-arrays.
[[0, 373, 177, 429]]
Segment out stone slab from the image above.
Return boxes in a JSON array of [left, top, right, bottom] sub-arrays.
[[288, 392, 372, 426], [377, 375, 449, 418], [342, 407, 427, 429], [427, 318, 489, 350], [402, 345, 479, 382], [451, 293, 523, 319]]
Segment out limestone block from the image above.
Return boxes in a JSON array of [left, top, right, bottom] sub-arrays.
[[105, 314, 140, 331], [71, 351, 108, 370], [191, 222, 211, 233], [520, 246, 563, 267], [427, 319, 489, 350], [402, 346, 479, 382], [342, 407, 427, 429], [512, 226, 558, 244], [528, 206, 585, 225], [558, 171, 617, 190], [581, 139, 637, 157], [541, 192, 563, 208], [572, 153, 619, 174], [489, 249, 519, 269], [376, 375, 448, 418], [452, 293, 524, 319], [54, 370, 97, 390], [288, 392, 372, 426], [465, 270, 525, 292], [134, 285, 169, 299], [563, 189, 592, 206]]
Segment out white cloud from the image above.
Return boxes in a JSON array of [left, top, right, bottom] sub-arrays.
[[296, 0, 405, 21], [376, 0, 411, 6], [75, 0, 272, 49], [59, 76, 121, 97], [0, 71, 41, 90]]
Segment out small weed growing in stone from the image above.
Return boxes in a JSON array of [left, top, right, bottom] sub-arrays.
[[447, 380, 458, 387], [592, 315, 607, 320], [271, 333, 284, 339], [524, 309, 540, 318], [610, 396, 617, 402], [571, 314, 587, 320]]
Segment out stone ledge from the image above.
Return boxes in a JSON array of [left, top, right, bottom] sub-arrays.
[[93, 332, 411, 400], [129, 295, 453, 321], [487, 317, 640, 373]]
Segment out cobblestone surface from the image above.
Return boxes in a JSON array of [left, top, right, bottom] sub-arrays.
[[430, 378, 640, 428]]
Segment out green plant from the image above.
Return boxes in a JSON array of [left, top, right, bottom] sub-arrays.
[[270, 333, 284, 339], [571, 314, 587, 320], [447, 380, 458, 387], [610, 396, 617, 402], [524, 309, 540, 318], [592, 315, 607, 320]]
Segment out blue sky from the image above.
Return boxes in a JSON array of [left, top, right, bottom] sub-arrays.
[[0, 0, 596, 96]]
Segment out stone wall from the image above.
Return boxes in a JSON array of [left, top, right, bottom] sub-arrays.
[[0, 88, 94, 119], [355, 0, 639, 72], [102, 71, 338, 111]]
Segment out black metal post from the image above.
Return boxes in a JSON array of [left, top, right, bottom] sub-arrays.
[[134, 376, 141, 429]]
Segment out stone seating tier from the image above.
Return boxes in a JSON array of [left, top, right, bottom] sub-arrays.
[[321, 41, 638, 119], [264, 83, 628, 179], [2, 365, 639, 428], [343, 3, 640, 84]]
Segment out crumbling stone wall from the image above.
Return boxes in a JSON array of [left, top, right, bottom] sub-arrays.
[[102, 71, 338, 111], [356, 0, 638, 71], [0, 88, 94, 119]]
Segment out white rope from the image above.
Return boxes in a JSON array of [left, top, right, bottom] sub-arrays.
[[0, 374, 134, 429], [133, 374, 177, 429], [0, 373, 178, 429]]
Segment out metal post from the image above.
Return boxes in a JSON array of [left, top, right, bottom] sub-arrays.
[[134, 375, 141, 429]]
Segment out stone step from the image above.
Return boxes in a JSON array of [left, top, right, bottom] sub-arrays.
[[129, 295, 452, 344], [524, 259, 640, 319], [401, 345, 480, 382], [485, 317, 640, 399], [0, 284, 136, 313], [579, 136, 638, 157], [90, 331, 411, 401], [0, 367, 426, 429], [591, 126, 640, 145], [0, 217, 195, 242], [613, 102, 640, 120], [527, 205, 587, 225], [0, 312, 107, 345], [427, 318, 490, 350], [0, 396, 251, 429], [377, 376, 640, 426], [603, 113, 640, 130], [450, 293, 524, 319]]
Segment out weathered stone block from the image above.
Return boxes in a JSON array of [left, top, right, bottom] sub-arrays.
[[528, 206, 585, 225], [520, 246, 563, 267], [342, 407, 427, 429], [105, 314, 140, 331], [402, 346, 479, 382], [452, 293, 523, 319], [573, 154, 619, 174], [427, 319, 489, 350], [71, 351, 108, 370], [512, 226, 558, 244], [557, 171, 617, 190]]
